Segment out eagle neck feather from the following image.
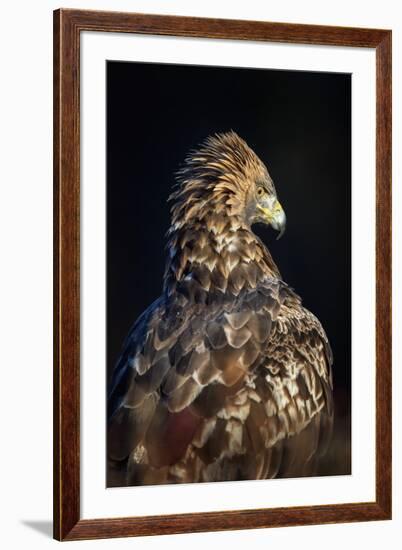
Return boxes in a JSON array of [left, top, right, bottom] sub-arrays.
[[164, 213, 280, 299]]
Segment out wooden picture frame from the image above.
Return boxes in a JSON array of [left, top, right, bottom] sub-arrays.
[[53, 8, 392, 541]]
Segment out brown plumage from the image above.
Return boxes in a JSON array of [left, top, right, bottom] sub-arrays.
[[108, 131, 333, 486]]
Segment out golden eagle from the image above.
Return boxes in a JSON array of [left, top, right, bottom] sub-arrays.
[[108, 131, 333, 486]]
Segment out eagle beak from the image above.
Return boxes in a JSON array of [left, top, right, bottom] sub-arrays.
[[272, 205, 286, 240], [257, 200, 286, 240]]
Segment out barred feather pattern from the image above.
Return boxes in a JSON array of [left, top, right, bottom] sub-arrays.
[[107, 132, 333, 486]]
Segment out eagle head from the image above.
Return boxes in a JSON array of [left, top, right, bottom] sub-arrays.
[[170, 131, 286, 239]]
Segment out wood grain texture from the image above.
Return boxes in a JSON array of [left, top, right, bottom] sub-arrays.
[[53, 8, 392, 541], [375, 31, 392, 518], [63, 502, 389, 541], [53, 9, 81, 541], [60, 8, 388, 46]]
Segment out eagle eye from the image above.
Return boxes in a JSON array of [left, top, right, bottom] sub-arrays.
[[256, 186, 267, 199]]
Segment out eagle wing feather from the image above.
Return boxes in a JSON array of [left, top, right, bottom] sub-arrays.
[[108, 280, 333, 485]]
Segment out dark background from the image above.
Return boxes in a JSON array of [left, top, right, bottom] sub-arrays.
[[107, 61, 351, 475]]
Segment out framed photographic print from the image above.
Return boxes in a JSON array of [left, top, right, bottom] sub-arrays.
[[53, 8, 392, 541]]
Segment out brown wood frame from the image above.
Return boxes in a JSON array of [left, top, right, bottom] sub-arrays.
[[53, 8, 392, 541]]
